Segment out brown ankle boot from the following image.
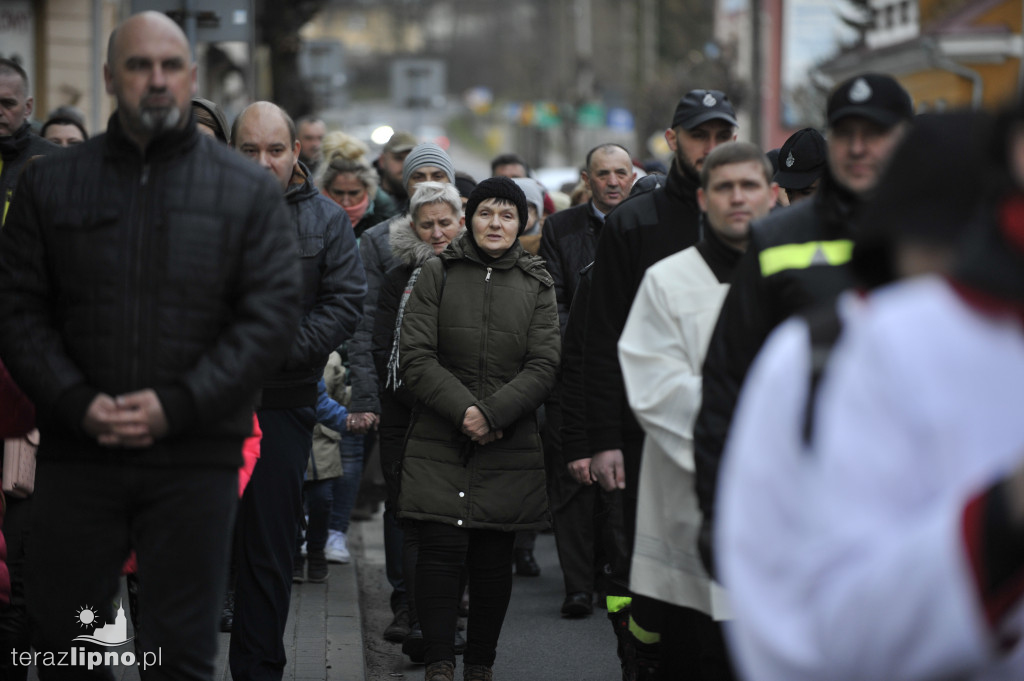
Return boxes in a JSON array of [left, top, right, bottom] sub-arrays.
[[425, 660, 455, 681], [463, 664, 493, 681]]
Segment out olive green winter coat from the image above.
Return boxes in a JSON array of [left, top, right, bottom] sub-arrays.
[[397, 232, 560, 531]]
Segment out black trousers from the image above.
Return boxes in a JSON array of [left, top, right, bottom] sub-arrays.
[[631, 596, 735, 681], [230, 407, 315, 681], [416, 522, 515, 667], [27, 458, 237, 681]]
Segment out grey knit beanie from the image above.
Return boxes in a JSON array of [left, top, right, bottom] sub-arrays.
[[402, 142, 456, 190]]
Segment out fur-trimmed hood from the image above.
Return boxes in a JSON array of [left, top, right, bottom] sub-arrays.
[[388, 212, 466, 268]]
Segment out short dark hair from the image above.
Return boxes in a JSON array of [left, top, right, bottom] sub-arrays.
[[490, 152, 530, 176], [296, 115, 324, 130], [0, 57, 29, 95], [699, 142, 774, 190], [41, 115, 89, 142], [585, 143, 632, 173], [231, 102, 298, 147]]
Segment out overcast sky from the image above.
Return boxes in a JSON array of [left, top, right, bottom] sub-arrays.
[[783, 0, 859, 85]]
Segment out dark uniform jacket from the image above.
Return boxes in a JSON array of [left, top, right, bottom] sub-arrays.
[[694, 172, 861, 549], [0, 113, 302, 468], [538, 201, 604, 333], [0, 122, 57, 227], [397, 232, 560, 531], [261, 164, 367, 409], [583, 160, 703, 479]]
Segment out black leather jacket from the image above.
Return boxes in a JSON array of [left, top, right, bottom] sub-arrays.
[[0, 113, 304, 467]]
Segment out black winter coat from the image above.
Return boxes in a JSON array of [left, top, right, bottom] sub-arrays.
[[583, 160, 703, 470], [537, 201, 604, 333], [0, 114, 303, 467], [261, 164, 368, 409]]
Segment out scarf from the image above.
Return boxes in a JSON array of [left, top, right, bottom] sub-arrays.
[[343, 192, 371, 228], [386, 266, 424, 390]]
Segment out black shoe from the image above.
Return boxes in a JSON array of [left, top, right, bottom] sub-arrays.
[[454, 628, 466, 655], [514, 548, 541, 577], [220, 590, 235, 632], [292, 556, 306, 583], [561, 591, 594, 618], [383, 608, 411, 643], [307, 550, 328, 583], [402, 625, 425, 663]]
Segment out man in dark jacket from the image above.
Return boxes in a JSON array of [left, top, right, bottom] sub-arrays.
[[0, 13, 303, 679], [229, 101, 367, 681], [694, 73, 913, 576], [0, 57, 56, 226], [539, 143, 634, 618], [0, 56, 58, 680], [581, 89, 737, 676]]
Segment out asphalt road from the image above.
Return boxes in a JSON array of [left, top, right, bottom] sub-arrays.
[[353, 514, 621, 681]]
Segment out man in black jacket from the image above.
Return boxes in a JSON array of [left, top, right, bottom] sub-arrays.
[[694, 73, 913, 576], [0, 57, 56, 226], [539, 143, 634, 618], [0, 13, 303, 680], [582, 89, 737, 678], [229, 101, 367, 681]]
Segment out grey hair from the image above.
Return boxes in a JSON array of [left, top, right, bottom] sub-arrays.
[[318, 156, 380, 200], [409, 182, 463, 222]]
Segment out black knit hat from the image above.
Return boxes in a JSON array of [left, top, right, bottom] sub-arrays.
[[465, 176, 529, 235]]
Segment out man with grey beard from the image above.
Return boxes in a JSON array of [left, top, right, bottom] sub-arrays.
[[0, 12, 302, 679]]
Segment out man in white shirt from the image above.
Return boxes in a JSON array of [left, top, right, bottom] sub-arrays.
[[619, 141, 777, 679]]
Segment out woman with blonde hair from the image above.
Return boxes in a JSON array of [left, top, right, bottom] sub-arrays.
[[317, 131, 399, 236]]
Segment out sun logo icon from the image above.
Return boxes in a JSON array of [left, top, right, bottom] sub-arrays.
[[76, 605, 100, 629]]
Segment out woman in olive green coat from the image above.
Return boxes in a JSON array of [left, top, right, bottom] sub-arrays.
[[397, 177, 560, 681]]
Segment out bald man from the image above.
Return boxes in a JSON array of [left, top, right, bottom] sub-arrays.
[[0, 12, 304, 679], [230, 101, 366, 681]]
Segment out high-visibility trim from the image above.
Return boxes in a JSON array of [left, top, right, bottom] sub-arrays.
[[606, 595, 632, 613], [628, 615, 661, 645], [759, 240, 854, 277]]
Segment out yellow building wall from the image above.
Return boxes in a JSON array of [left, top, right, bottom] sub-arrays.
[[902, 58, 1021, 111], [37, 0, 120, 134]]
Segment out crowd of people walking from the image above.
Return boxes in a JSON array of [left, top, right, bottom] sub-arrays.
[[2, 9, 1024, 681]]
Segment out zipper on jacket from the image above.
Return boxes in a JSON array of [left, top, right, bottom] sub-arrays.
[[478, 266, 492, 400], [130, 162, 150, 387]]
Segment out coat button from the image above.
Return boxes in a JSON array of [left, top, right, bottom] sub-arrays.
[[457, 519, 464, 526], [459, 491, 465, 498]]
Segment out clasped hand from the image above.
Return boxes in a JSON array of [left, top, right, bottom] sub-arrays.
[[83, 389, 168, 448], [462, 405, 503, 446]]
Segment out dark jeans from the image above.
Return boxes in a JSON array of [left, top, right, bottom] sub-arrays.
[[384, 509, 407, 614], [328, 433, 363, 534], [416, 522, 515, 667], [303, 478, 333, 553], [27, 458, 237, 681], [230, 407, 315, 681]]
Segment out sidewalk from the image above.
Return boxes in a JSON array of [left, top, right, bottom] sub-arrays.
[[24, 527, 370, 681], [205, 526, 369, 681]]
